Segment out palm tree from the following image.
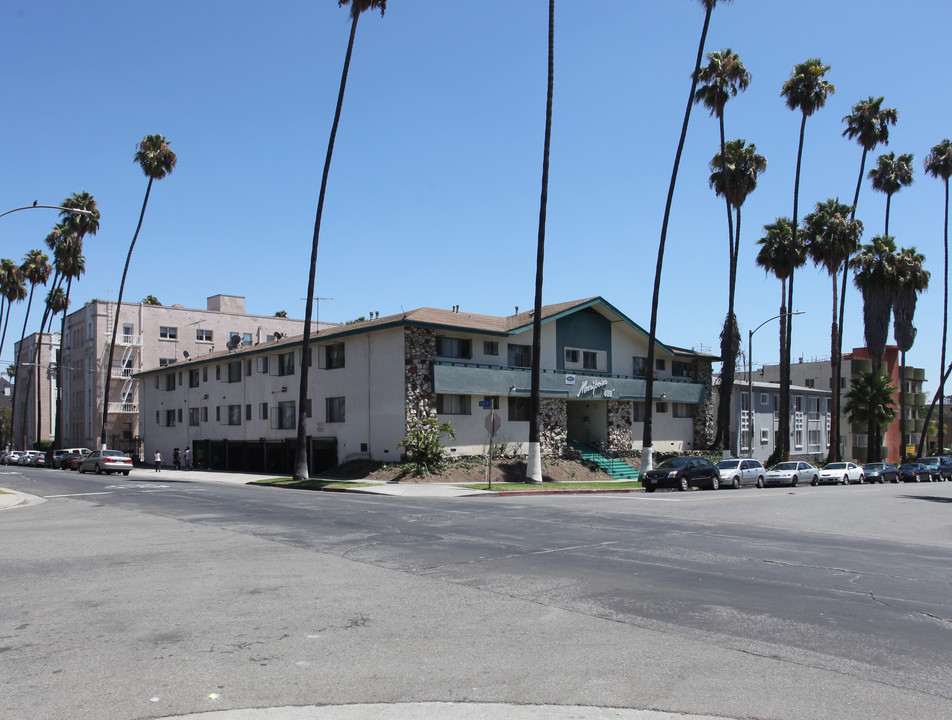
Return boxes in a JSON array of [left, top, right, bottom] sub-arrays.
[[294, 0, 387, 482], [845, 370, 898, 461], [892, 247, 929, 459], [141, 295, 161, 305], [778, 57, 835, 459], [708, 138, 766, 451], [11, 249, 51, 448], [100, 134, 177, 448], [839, 96, 898, 457], [923, 139, 952, 453], [0, 259, 26, 361], [643, 0, 734, 473], [756, 217, 806, 465], [868, 151, 914, 235], [694, 48, 751, 298], [526, 0, 555, 484], [801, 198, 863, 461], [852, 234, 901, 461]]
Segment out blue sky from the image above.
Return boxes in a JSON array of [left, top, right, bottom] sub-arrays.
[[2, 0, 950, 395]]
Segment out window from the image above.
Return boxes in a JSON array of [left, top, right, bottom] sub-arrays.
[[203, 367, 208, 382], [565, 349, 580, 364], [246, 404, 252, 421], [226, 360, 242, 383], [656, 401, 668, 413], [794, 396, 803, 412], [508, 344, 532, 367], [159, 358, 175, 367], [276, 401, 296, 430], [672, 361, 690, 377], [436, 394, 470, 415], [216, 365, 221, 380], [655, 359, 666, 371], [508, 397, 531, 421], [160, 326, 178, 340], [196, 329, 213, 342], [673, 403, 693, 418], [808, 429, 821, 447], [164, 409, 176, 427], [483, 395, 500, 409], [259, 402, 268, 420], [305, 398, 312, 418], [242, 332, 252, 346], [583, 351, 598, 370], [761, 429, 769, 444], [189, 408, 200, 427], [326, 396, 345, 423], [323, 342, 345, 369], [805, 378, 816, 388], [164, 373, 175, 391], [760, 392, 768, 406], [633, 356, 648, 377], [245, 358, 252, 376], [201, 406, 208, 423], [484, 341, 499, 356], [257, 356, 269, 373], [177, 408, 182, 423], [189, 369, 200, 388], [277, 351, 295, 376], [216, 406, 221, 422], [632, 402, 646, 422], [436, 336, 472, 359], [227, 404, 242, 426], [740, 394, 750, 411]]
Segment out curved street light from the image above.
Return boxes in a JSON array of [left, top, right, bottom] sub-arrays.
[[0, 204, 95, 220], [747, 311, 805, 458]]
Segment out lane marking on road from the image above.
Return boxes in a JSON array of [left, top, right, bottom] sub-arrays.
[[104, 484, 170, 489], [44, 492, 114, 498]]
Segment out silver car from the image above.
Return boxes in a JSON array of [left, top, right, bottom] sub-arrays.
[[764, 461, 819, 487], [715, 458, 766, 488]]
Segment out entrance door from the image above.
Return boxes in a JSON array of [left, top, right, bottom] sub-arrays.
[[566, 400, 608, 448]]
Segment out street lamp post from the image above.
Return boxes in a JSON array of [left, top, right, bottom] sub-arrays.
[[747, 311, 805, 459], [0, 204, 95, 220]]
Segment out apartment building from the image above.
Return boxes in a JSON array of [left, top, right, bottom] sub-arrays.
[[138, 297, 719, 476]]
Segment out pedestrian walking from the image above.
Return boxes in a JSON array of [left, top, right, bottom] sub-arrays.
[[154, 450, 162, 472], [184, 447, 192, 470], [172, 448, 181, 471]]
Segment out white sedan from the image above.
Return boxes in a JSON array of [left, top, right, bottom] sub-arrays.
[[815, 461, 864, 486], [764, 461, 819, 487]]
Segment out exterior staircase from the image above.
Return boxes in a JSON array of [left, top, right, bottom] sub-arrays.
[[573, 443, 640, 481]]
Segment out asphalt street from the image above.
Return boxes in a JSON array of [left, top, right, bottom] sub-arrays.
[[2, 466, 951, 720]]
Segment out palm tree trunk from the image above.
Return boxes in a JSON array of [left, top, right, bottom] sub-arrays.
[[918, 360, 952, 459], [642, 4, 714, 473], [712, 111, 735, 451], [294, 11, 360, 482], [11, 285, 37, 448], [884, 194, 892, 236], [940, 178, 949, 453], [899, 349, 907, 461], [828, 271, 839, 462], [868, 357, 883, 462], [100, 177, 154, 449], [51, 276, 73, 454], [526, 0, 555, 484], [781, 113, 808, 459]]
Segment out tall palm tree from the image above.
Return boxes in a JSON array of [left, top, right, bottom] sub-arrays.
[[838, 96, 898, 458], [756, 217, 806, 465], [694, 48, 751, 296], [643, 0, 733, 473], [708, 138, 766, 451], [526, 0, 555, 484], [0, 259, 26, 361], [801, 198, 863, 461], [8, 249, 49, 447], [100, 134, 176, 448], [845, 370, 898, 460], [852, 234, 901, 461], [294, 0, 387, 482], [778, 57, 835, 459], [923, 139, 952, 453], [892, 247, 929, 459], [868, 151, 914, 235]]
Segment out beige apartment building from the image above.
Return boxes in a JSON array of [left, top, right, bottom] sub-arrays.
[[15, 295, 310, 456], [12, 332, 59, 449]]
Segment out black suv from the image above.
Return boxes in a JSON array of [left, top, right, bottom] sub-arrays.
[[643, 456, 720, 492]]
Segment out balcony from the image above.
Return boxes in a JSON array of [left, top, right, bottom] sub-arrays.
[[117, 333, 143, 347], [110, 367, 136, 380]]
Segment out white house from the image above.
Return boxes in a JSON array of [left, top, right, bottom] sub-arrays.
[[137, 297, 718, 475]]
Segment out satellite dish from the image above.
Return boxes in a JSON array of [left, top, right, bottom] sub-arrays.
[[226, 337, 239, 352], [183, 350, 190, 360], [273, 331, 284, 340]]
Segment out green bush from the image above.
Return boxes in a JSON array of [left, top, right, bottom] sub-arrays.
[[397, 418, 456, 477]]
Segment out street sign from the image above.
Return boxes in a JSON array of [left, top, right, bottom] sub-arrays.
[[478, 400, 492, 409], [485, 411, 502, 436]]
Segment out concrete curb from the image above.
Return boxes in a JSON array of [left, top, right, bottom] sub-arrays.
[[0, 488, 46, 510]]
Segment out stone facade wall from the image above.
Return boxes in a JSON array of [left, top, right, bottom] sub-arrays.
[[608, 400, 633, 451], [540, 397, 568, 456], [404, 327, 436, 428], [693, 361, 715, 449]]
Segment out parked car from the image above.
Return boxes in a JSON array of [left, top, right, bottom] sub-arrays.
[[815, 461, 865, 485], [643, 456, 720, 492], [764, 461, 819, 487], [3, 451, 25, 465], [715, 458, 766, 488], [59, 451, 88, 470], [897, 462, 932, 483], [17, 451, 42, 466], [79, 450, 133, 476], [30, 453, 47, 468], [916, 456, 952, 481], [862, 462, 900, 484]]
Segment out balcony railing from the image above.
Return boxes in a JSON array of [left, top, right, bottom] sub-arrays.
[[110, 367, 135, 380], [108, 402, 138, 414], [117, 333, 143, 347]]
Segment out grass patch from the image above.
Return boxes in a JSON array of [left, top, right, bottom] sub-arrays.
[[459, 481, 642, 492], [252, 478, 378, 490]]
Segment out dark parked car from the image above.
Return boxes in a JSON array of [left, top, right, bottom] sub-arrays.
[[862, 462, 899, 484], [643, 456, 720, 492], [917, 456, 952, 481], [59, 451, 87, 470], [898, 462, 932, 483]]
